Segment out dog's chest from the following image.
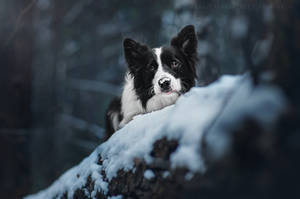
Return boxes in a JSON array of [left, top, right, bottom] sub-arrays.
[[120, 74, 144, 128]]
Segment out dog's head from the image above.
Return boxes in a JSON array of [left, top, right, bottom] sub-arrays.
[[123, 25, 197, 110]]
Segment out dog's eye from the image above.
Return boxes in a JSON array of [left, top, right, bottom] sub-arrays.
[[171, 60, 181, 68], [147, 64, 155, 72], [148, 61, 157, 71]]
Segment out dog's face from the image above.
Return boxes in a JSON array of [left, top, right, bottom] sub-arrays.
[[123, 25, 197, 111]]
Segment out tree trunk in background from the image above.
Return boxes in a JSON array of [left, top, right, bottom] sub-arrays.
[[0, 0, 34, 198], [267, 0, 300, 110], [30, 0, 61, 192]]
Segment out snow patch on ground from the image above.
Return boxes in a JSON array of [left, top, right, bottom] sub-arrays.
[[144, 170, 155, 180], [25, 75, 286, 199]]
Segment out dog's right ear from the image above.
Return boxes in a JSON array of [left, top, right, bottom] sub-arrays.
[[171, 25, 197, 58], [123, 38, 148, 72]]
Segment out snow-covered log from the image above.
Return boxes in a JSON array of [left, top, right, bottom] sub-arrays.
[[24, 74, 288, 199]]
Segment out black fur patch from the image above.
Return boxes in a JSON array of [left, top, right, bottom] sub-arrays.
[[104, 97, 122, 140]]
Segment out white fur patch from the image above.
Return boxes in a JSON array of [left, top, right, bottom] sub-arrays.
[[145, 47, 181, 112], [146, 92, 179, 112], [152, 47, 181, 95], [109, 111, 120, 131], [119, 73, 144, 128]]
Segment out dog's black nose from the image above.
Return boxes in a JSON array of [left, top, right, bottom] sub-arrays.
[[158, 77, 171, 92]]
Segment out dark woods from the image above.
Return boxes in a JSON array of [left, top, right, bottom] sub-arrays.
[[0, 0, 299, 199]]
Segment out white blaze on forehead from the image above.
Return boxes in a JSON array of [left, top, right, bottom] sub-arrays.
[[152, 47, 181, 95], [153, 47, 163, 68]]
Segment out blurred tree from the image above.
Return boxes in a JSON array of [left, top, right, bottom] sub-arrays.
[[0, 0, 34, 198]]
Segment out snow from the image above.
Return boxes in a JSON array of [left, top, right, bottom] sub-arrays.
[[144, 170, 155, 180], [162, 171, 170, 178], [25, 150, 108, 199], [205, 76, 287, 160], [25, 74, 286, 199], [185, 172, 194, 181], [108, 195, 123, 199]]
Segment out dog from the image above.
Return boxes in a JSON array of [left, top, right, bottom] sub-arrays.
[[105, 25, 198, 140]]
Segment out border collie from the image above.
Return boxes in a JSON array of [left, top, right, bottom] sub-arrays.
[[105, 25, 198, 139]]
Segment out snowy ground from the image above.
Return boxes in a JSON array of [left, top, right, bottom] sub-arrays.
[[25, 74, 286, 199]]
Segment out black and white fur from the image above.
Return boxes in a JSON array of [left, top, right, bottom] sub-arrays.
[[105, 25, 198, 139]]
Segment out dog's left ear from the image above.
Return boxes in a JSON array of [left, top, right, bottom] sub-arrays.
[[171, 25, 197, 57], [123, 38, 149, 72]]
